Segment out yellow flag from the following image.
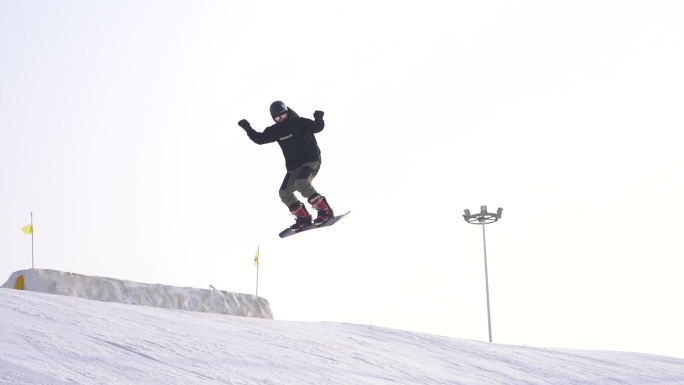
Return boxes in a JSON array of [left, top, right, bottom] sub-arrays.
[[254, 246, 259, 266], [14, 275, 25, 290], [22, 224, 33, 235]]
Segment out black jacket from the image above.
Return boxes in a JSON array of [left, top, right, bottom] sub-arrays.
[[244, 109, 325, 171]]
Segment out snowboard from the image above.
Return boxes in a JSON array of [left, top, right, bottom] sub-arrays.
[[279, 211, 351, 238]]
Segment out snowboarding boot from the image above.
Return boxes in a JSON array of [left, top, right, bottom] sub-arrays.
[[308, 194, 334, 226], [288, 202, 312, 230]]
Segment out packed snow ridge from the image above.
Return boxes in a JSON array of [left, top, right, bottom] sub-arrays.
[[2, 269, 272, 319]]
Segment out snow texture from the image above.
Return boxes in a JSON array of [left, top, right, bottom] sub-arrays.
[[1, 269, 272, 319], [2, 270, 684, 385]]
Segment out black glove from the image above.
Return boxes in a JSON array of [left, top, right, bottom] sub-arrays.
[[313, 110, 324, 121], [238, 119, 251, 130]]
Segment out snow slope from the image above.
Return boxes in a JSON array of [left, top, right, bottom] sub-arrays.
[[2, 273, 684, 384]]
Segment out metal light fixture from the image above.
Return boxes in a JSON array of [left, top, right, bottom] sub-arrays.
[[463, 205, 503, 343]]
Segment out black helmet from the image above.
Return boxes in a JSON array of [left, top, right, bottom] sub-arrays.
[[269, 101, 288, 117]]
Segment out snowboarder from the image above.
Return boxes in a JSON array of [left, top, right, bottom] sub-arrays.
[[238, 101, 334, 230]]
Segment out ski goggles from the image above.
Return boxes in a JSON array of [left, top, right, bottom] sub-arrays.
[[274, 112, 288, 122]]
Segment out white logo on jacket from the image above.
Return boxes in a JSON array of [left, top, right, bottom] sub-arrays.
[[279, 134, 293, 141]]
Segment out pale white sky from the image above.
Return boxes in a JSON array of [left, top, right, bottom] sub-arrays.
[[2, 1, 684, 358]]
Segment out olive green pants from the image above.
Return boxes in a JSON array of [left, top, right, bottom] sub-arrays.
[[279, 161, 321, 209]]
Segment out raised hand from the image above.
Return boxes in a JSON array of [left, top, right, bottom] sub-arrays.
[[238, 119, 251, 130], [313, 111, 324, 121]]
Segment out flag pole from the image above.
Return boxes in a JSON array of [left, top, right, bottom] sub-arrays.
[[254, 246, 260, 297], [30, 212, 34, 269]]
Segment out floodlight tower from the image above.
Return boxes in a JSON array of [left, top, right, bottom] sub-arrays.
[[463, 205, 503, 343]]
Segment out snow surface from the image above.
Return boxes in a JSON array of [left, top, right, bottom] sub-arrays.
[[2, 271, 684, 385], [1, 269, 272, 319]]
